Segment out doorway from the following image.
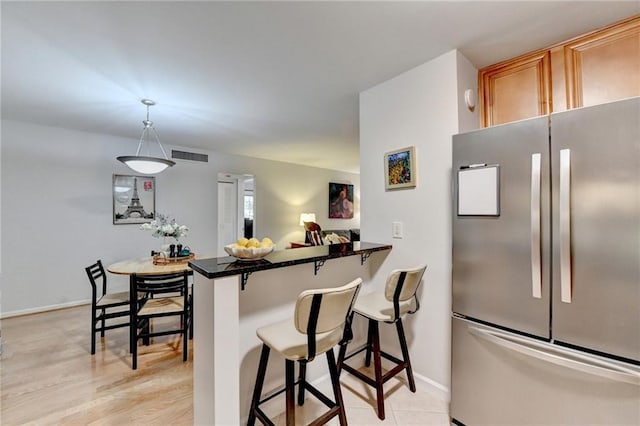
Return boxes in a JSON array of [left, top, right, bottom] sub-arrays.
[[217, 173, 255, 257]]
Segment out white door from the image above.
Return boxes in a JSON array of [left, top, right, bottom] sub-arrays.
[[217, 179, 238, 257]]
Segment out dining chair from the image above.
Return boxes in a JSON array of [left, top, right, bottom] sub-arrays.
[[85, 259, 136, 355], [337, 265, 427, 420], [304, 221, 324, 246], [129, 271, 190, 370], [247, 277, 362, 426]]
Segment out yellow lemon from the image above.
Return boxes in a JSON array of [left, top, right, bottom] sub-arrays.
[[261, 237, 273, 246], [236, 237, 249, 247]]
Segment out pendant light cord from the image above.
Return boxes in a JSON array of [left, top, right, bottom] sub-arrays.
[[134, 101, 170, 160]]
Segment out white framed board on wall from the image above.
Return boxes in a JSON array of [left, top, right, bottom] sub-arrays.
[[457, 165, 500, 216]]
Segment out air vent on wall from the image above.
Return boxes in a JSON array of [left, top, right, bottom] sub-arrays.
[[172, 150, 208, 162]]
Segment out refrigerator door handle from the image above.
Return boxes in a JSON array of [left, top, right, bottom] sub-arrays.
[[530, 153, 542, 299], [559, 148, 572, 303], [469, 325, 640, 386]]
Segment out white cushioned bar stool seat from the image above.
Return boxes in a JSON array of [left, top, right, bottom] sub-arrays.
[[257, 320, 346, 362], [337, 265, 427, 420], [248, 277, 362, 426], [352, 291, 415, 322]]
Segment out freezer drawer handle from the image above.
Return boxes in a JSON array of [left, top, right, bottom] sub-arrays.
[[469, 325, 640, 386], [530, 153, 542, 299], [559, 149, 572, 303]]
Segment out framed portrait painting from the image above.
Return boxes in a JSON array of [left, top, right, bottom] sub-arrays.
[[329, 182, 354, 219], [112, 174, 156, 224], [384, 146, 417, 190]]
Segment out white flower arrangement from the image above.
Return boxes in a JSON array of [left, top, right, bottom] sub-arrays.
[[140, 213, 189, 241]]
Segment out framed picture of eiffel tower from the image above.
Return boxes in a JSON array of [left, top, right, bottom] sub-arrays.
[[113, 174, 156, 225]]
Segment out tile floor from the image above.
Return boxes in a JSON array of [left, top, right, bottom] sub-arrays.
[[262, 365, 451, 425]]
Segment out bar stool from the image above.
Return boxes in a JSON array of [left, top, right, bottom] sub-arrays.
[[247, 278, 362, 426], [337, 265, 427, 420]]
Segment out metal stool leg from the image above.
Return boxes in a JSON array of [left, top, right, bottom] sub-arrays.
[[364, 318, 374, 367], [396, 318, 416, 392], [371, 320, 385, 420], [248, 344, 270, 426], [297, 360, 307, 406], [285, 359, 296, 426], [327, 349, 348, 425]]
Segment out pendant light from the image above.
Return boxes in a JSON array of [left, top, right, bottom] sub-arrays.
[[117, 99, 175, 174]]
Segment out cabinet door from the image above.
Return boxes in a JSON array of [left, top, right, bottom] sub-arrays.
[[564, 17, 639, 108], [479, 51, 551, 127]]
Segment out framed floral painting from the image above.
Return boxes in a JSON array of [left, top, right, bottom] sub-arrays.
[[112, 174, 156, 225], [384, 146, 417, 190]]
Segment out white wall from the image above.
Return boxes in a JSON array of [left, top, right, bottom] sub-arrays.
[[0, 120, 359, 316], [359, 49, 478, 398], [456, 50, 481, 134]]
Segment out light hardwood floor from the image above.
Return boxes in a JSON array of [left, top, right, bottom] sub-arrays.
[[1, 305, 193, 425], [1, 305, 450, 425]]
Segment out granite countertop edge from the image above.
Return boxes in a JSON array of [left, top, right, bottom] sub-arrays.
[[188, 242, 392, 279]]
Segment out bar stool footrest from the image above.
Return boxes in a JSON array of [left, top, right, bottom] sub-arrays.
[[309, 407, 341, 426], [303, 382, 338, 409], [340, 349, 409, 386], [255, 379, 340, 421], [254, 408, 276, 426]]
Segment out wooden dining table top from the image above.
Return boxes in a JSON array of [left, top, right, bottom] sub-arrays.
[[107, 254, 210, 275]]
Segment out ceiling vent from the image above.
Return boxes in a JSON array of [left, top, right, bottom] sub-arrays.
[[172, 150, 208, 162]]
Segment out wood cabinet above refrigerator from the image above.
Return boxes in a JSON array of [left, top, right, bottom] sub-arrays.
[[479, 15, 639, 127]]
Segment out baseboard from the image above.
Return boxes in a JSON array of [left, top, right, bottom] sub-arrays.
[[1, 299, 90, 319], [413, 371, 450, 402]]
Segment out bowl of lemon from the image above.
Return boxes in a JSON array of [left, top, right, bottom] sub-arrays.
[[224, 237, 275, 260]]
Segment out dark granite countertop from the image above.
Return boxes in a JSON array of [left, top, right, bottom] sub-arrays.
[[188, 241, 392, 280]]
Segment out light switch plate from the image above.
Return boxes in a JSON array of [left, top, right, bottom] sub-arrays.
[[392, 221, 403, 239]]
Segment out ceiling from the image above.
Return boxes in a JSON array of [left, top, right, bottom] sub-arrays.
[[2, 2, 638, 173]]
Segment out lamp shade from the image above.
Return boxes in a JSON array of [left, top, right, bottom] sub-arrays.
[[117, 155, 175, 175], [299, 213, 316, 226], [117, 99, 175, 175]]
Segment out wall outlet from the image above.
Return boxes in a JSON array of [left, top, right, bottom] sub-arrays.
[[392, 221, 403, 239]]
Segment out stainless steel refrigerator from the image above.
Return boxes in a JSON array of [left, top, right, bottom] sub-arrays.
[[451, 97, 640, 425]]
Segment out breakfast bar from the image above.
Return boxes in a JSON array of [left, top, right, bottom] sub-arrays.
[[189, 242, 392, 425]]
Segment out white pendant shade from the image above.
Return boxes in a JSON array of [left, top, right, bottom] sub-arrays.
[[117, 156, 174, 174], [117, 99, 175, 175]]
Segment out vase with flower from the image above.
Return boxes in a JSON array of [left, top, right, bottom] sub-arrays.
[[140, 213, 189, 256]]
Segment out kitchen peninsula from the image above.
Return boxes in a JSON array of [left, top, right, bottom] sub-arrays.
[[189, 242, 392, 425]]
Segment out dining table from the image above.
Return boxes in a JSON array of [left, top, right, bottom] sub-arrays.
[[107, 254, 207, 275]]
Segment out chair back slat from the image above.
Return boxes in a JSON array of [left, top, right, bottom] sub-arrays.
[[131, 271, 187, 295], [383, 265, 427, 320], [384, 265, 427, 303], [85, 260, 107, 296], [295, 278, 362, 335], [294, 277, 362, 361]]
